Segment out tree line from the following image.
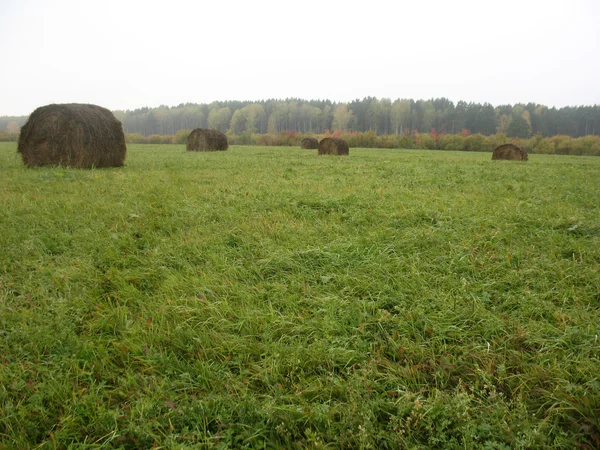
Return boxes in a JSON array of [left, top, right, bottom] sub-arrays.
[[2, 98, 599, 139]]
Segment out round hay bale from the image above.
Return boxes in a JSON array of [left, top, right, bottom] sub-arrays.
[[186, 128, 228, 152], [318, 137, 349, 156], [492, 143, 528, 161], [17, 103, 126, 168], [300, 137, 319, 149]]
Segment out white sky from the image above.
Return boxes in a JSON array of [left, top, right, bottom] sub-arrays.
[[1, 0, 599, 116]]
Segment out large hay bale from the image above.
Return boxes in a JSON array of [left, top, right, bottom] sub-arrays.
[[300, 137, 319, 149], [18, 103, 126, 168], [492, 143, 528, 161], [318, 137, 349, 155], [186, 128, 228, 152]]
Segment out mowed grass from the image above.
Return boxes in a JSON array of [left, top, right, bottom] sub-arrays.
[[1, 142, 599, 449]]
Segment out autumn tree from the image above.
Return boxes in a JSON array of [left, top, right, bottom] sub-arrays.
[[391, 99, 411, 134], [421, 101, 436, 133], [6, 121, 19, 133], [332, 104, 354, 131], [244, 104, 266, 134], [207, 107, 231, 133], [229, 109, 246, 134], [367, 98, 381, 131]]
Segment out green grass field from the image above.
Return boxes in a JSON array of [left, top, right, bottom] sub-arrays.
[[1, 142, 599, 448]]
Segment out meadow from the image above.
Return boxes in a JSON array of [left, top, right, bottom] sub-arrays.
[[0, 142, 599, 448]]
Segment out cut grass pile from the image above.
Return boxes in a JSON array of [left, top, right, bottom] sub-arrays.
[[0, 143, 599, 448]]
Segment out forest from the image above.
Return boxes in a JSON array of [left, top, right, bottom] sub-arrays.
[[1, 97, 599, 139]]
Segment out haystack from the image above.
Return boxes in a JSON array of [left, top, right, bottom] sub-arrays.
[[18, 103, 126, 168], [492, 143, 528, 161], [186, 128, 228, 151], [318, 137, 349, 155], [300, 137, 319, 149]]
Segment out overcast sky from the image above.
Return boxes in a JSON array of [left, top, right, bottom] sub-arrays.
[[1, 0, 599, 116]]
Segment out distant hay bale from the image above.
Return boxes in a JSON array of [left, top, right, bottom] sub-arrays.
[[17, 103, 126, 168], [300, 137, 319, 149], [186, 128, 228, 152], [492, 143, 528, 161], [318, 137, 349, 155]]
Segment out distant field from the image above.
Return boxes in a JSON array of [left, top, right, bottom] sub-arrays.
[[1, 142, 599, 448]]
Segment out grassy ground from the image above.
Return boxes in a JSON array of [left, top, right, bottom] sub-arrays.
[[0, 142, 599, 448]]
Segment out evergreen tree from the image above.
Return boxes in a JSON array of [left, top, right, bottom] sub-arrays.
[[507, 115, 532, 138]]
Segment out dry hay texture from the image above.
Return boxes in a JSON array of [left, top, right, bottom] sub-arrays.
[[300, 137, 319, 149], [492, 143, 528, 161], [318, 137, 349, 155], [186, 128, 228, 152], [18, 103, 126, 168]]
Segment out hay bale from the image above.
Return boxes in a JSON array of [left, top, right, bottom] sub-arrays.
[[318, 137, 349, 155], [300, 137, 319, 149], [186, 128, 228, 152], [17, 103, 126, 168], [492, 143, 528, 161]]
